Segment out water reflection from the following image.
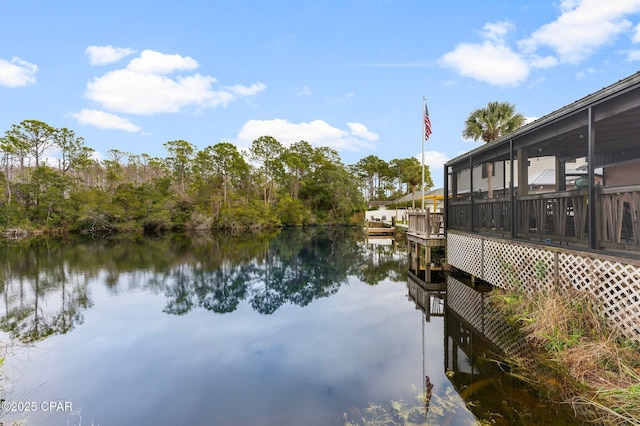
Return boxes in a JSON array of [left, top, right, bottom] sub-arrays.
[[407, 271, 446, 322], [0, 230, 586, 425], [0, 228, 410, 343], [0, 230, 422, 426], [0, 239, 93, 343], [405, 271, 583, 425]]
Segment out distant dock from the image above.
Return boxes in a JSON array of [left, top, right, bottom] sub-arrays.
[[364, 222, 396, 236]]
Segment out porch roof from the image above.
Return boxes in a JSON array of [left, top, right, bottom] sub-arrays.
[[392, 188, 444, 203], [446, 71, 640, 170]]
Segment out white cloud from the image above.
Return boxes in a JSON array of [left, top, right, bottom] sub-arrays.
[[126, 49, 198, 74], [235, 119, 379, 152], [86, 45, 136, 66], [84, 49, 265, 115], [633, 23, 640, 43], [0, 57, 38, 87], [480, 20, 515, 43], [439, 18, 530, 86], [225, 83, 267, 97], [347, 122, 379, 141], [87, 70, 220, 115], [627, 49, 640, 61], [518, 0, 640, 63], [440, 2, 640, 86], [528, 54, 558, 69], [71, 109, 141, 132], [414, 150, 449, 185], [439, 42, 529, 86], [628, 22, 640, 59]]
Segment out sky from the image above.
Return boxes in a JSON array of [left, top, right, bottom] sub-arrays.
[[3, 1, 640, 188]]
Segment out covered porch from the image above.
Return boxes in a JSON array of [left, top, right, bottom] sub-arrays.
[[444, 72, 640, 257]]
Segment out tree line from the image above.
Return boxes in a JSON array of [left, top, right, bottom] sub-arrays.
[[0, 119, 433, 234]]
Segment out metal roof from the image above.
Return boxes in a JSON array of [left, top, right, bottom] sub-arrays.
[[391, 188, 444, 203], [446, 71, 640, 167]]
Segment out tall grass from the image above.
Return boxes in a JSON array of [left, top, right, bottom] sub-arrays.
[[491, 288, 640, 425]]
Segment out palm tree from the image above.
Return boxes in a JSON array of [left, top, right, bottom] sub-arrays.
[[462, 101, 525, 198]]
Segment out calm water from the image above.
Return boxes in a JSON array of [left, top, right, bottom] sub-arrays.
[[0, 228, 580, 425]]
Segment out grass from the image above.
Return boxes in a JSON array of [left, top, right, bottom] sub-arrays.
[[490, 287, 640, 425]]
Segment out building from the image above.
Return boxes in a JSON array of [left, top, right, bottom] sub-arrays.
[[443, 72, 640, 341]]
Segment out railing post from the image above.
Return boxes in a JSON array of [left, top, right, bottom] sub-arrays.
[[554, 251, 559, 289], [588, 107, 597, 250], [510, 140, 516, 239], [470, 156, 475, 233], [426, 210, 430, 236], [444, 164, 449, 237], [481, 237, 485, 280]]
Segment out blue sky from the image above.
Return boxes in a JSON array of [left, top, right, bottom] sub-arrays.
[[3, 1, 640, 187]]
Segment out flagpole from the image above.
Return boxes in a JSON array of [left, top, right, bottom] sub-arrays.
[[421, 97, 425, 211]]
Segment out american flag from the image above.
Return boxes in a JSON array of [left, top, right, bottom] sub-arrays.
[[424, 101, 432, 141]]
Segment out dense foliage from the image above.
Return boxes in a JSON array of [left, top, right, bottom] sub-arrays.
[[0, 120, 431, 234]]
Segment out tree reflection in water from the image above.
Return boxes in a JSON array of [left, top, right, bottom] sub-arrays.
[[0, 232, 593, 424], [161, 227, 371, 315], [0, 238, 93, 343], [0, 228, 408, 343]]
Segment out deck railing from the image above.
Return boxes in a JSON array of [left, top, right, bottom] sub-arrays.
[[598, 185, 640, 248], [474, 197, 512, 235], [407, 209, 444, 237], [515, 189, 588, 243], [447, 185, 640, 251], [448, 200, 471, 231]]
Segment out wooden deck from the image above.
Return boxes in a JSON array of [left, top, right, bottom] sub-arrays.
[[364, 226, 395, 236], [406, 209, 446, 247], [448, 185, 640, 255], [441, 72, 640, 343]]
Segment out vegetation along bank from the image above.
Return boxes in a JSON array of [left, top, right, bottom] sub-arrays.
[[0, 119, 433, 236]]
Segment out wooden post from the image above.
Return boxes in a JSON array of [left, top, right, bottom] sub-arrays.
[[555, 157, 566, 191], [444, 164, 449, 236], [470, 156, 475, 233], [510, 140, 516, 238], [588, 107, 597, 250], [517, 148, 529, 196]]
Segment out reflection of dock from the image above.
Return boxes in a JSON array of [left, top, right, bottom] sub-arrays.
[[446, 274, 588, 422], [440, 275, 581, 424], [364, 236, 395, 246], [408, 270, 446, 292], [406, 210, 446, 284], [407, 270, 446, 321], [446, 275, 535, 370]]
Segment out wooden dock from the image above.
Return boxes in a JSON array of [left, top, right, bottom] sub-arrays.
[[364, 226, 395, 236], [406, 210, 446, 247]]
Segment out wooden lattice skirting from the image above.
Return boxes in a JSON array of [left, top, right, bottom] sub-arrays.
[[447, 231, 640, 342]]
